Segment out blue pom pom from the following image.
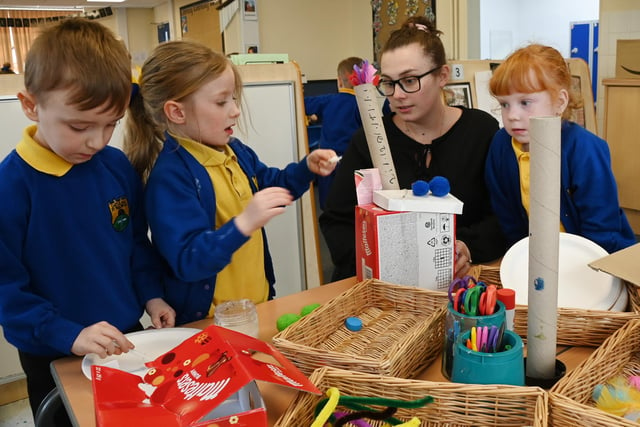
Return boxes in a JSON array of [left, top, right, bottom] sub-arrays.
[[429, 176, 450, 197], [411, 180, 430, 196]]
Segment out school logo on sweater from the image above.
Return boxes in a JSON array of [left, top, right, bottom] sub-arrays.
[[109, 197, 130, 232]]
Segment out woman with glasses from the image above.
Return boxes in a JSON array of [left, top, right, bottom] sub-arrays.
[[319, 16, 506, 282]]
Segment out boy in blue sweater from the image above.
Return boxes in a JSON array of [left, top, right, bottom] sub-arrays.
[[0, 18, 175, 423], [304, 57, 364, 209]]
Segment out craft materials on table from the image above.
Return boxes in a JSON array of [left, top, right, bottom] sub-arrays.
[[496, 288, 516, 330], [276, 303, 321, 331], [527, 116, 561, 383], [214, 299, 259, 338], [442, 275, 507, 380], [451, 328, 525, 386], [345, 316, 363, 332], [410, 176, 450, 197], [351, 60, 399, 190], [448, 275, 499, 316], [465, 325, 502, 353], [500, 232, 626, 311], [593, 375, 640, 421], [311, 386, 431, 427]]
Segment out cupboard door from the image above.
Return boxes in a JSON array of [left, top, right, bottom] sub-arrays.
[[603, 79, 640, 232]]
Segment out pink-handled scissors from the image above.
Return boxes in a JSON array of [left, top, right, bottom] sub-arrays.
[[477, 326, 488, 352]]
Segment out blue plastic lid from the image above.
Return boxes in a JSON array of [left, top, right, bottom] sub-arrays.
[[345, 316, 363, 332]]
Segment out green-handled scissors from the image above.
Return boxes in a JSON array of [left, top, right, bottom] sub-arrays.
[[463, 285, 484, 316]]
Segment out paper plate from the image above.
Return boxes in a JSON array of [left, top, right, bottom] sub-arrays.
[[500, 233, 625, 311], [81, 327, 201, 380]]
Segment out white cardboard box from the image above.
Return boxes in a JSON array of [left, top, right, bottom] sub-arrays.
[[373, 189, 464, 214], [356, 190, 463, 291]]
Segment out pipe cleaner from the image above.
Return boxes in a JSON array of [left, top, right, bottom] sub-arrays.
[[311, 387, 341, 427], [334, 406, 397, 427], [313, 389, 433, 426], [333, 411, 373, 427]]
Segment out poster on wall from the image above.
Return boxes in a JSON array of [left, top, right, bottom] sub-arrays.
[[181, 15, 188, 33], [371, 0, 435, 62], [444, 83, 472, 108], [243, 0, 257, 20], [179, 1, 222, 52]]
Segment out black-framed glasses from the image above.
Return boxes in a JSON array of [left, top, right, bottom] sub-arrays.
[[376, 66, 442, 96]]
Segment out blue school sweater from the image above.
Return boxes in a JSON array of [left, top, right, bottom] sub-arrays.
[[0, 126, 164, 357]]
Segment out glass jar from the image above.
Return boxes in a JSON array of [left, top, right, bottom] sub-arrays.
[[213, 299, 259, 338]]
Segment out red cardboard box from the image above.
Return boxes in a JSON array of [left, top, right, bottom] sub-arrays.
[[356, 190, 463, 291], [92, 325, 320, 427]]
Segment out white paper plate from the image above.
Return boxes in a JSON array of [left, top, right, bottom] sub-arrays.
[[500, 233, 626, 311], [81, 327, 201, 380]]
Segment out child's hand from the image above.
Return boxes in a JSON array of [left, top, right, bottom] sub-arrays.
[[234, 187, 293, 236], [145, 297, 176, 329], [70, 321, 133, 358], [307, 149, 339, 176]]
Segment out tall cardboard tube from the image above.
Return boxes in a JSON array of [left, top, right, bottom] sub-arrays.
[[354, 84, 399, 190], [527, 116, 561, 380]]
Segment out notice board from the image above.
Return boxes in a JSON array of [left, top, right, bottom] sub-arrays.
[[179, 0, 222, 52]]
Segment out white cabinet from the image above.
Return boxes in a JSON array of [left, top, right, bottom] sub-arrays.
[[0, 96, 33, 160], [235, 63, 322, 295]]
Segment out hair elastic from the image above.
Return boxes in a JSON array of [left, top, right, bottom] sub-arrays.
[[130, 82, 140, 106], [412, 23, 428, 32]]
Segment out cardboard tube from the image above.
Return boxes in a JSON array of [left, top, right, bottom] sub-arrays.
[[526, 116, 561, 380], [354, 84, 399, 190]]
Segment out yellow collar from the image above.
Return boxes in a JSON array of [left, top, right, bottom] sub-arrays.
[[16, 125, 73, 177], [172, 133, 234, 167], [339, 88, 356, 95]]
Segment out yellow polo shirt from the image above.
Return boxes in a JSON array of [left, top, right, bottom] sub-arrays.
[[175, 136, 269, 317], [512, 138, 565, 232]]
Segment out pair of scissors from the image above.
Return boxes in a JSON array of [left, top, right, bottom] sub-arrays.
[[485, 325, 500, 352], [467, 325, 501, 353], [468, 327, 478, 351], [466, 326, 485, 352], [463, 285, 484, 316], [448, 275, 477, 304], [479, 284, 498, 316]]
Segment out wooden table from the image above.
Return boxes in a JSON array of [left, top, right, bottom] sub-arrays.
[[51, 277, 594, 426]]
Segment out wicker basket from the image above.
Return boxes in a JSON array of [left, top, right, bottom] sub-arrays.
[[549, 318, 640, 426], [272, 279, 447, 378], [472, 264, 640, 347], [275, 366, 548, 426]]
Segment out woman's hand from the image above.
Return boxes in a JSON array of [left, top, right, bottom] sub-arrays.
[[454, 240, 473, 278]]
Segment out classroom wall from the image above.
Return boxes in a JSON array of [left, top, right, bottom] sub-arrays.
[[129, 0, 467, 81], [258, 0, 373, 80], [125, 8, 156, 67], [477, 0, 599, 59]]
